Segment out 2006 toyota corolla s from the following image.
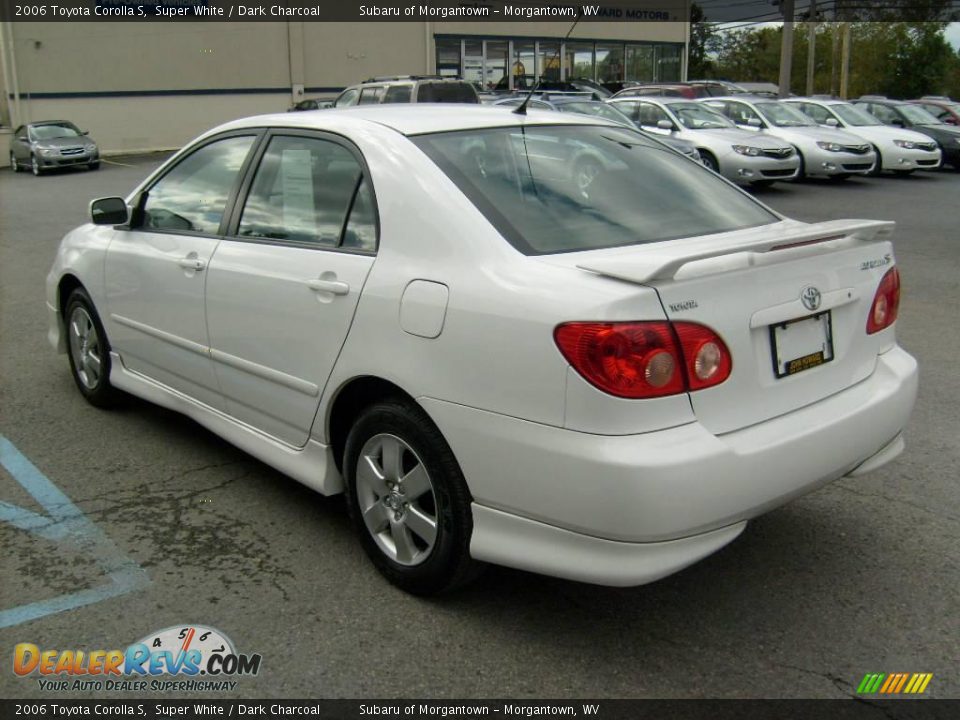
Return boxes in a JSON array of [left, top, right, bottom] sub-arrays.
[[46, 106, 918, 595]]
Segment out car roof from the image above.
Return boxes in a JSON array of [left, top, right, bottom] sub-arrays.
[[29, 120, 74, 126], [785, 97, 853, 106], [213, 104, 610, 137]]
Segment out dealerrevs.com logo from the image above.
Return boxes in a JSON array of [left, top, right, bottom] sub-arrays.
[[14, 625, 262, 692]]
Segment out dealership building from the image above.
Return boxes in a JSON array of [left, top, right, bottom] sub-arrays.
[[0, 19, 689, 164]]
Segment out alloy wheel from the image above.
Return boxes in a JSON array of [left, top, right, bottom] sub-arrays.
[[355, 433, 438, 567], [68, 305, 103, 390]]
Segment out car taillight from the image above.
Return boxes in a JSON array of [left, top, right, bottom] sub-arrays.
[[866, 266, 901, 334], [554, 321, 731, 399]]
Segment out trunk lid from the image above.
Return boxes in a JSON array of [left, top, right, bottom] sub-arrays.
[[570, 219, 897, 434]]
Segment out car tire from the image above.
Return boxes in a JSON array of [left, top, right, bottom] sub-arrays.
[[88, 161, 100, 171], [700, 150, 720, 174], [795, 150, 806, 180], [343, 399, 481, 595], [9, 152, 19, 173], [64, 288, 117, 408], [31, 154, 43, 176]]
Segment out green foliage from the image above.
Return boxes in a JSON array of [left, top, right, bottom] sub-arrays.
[[697, 21, 958, 100]]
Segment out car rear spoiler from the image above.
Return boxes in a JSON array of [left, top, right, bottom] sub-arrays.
[[577, 219, 895, 285]]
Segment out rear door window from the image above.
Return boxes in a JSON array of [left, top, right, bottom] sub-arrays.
[[358, 87, 384, 105], [237, 135, 366, 248], [383, 85, 413, 103], [415, 82, 478, 103]]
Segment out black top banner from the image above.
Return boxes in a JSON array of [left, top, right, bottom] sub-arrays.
[[3, 700, 960, 720], [1, 0, 958, 22], [0, 0, 689, 22]]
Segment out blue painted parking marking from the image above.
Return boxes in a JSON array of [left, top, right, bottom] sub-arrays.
[[0, 435, 149, 628]]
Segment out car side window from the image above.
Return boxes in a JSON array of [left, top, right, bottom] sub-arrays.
[[341, 178, 377, 252], [638, 103, 670, 128], [358, 87, 384, 105], [335, 88, 359, 107], [866, 104, 897, 124], [383, 85, 413, 103], [237, 135, 366, 248], [141, 135, 255, 234], [613, 101, 640, 122], [801, 104, 829, 124], [727, 102, 760, 126]]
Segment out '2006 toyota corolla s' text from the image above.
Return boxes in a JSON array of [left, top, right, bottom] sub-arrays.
[[46, 106, 918, 594]]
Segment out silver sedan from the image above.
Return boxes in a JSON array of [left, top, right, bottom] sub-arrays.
[[700, 96, 877, 179], [9, 120, 100, 176], [609, 97, 800, 186]]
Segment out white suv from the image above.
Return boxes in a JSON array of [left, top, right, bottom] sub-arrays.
[[333, 76, 479, 107]]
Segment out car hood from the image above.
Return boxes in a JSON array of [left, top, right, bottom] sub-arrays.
[[838, 124, 933, 144], [34, 136, 93, 149], [765, 125, 869, 146], [683, 127, 792, 149], [915, 124, 960, 142]]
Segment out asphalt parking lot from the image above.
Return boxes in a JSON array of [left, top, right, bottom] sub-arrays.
[[1, 157, 958, 700]]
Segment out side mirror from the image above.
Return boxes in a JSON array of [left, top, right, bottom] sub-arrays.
[[825, 117, 839, 127], [82, 130, 90, 136], [891, 118, 905, 128], [656, 119, 674, 130], [90, 197, 129, 226], [747, 117, 763, 128]]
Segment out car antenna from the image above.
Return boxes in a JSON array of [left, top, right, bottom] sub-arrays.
[[514, 14, 581, 116]]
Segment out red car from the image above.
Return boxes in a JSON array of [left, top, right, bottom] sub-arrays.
[[908, 98, 960, 126]]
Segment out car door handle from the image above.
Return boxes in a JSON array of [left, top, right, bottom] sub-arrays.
[[178, 257, 206, 272], [307, 278, 350, 295]]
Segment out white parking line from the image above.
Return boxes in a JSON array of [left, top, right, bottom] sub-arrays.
[[102, 159, 135, 167]]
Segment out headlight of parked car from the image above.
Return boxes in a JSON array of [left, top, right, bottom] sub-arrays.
[[816, 141, 843, 152], [84, 144, 97, 152], [893, 139, 918, 149], [732, 145, 763, 157], [37, 146, 58, 157]]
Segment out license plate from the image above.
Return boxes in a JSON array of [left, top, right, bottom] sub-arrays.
[[770, 311, 834, 378]]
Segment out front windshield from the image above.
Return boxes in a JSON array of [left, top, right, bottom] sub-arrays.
[[831, 104, 881, 127], [31, 123, 83, 140], [412, 125, 777, 255], [559, 102, 634, 127], [756, 102, 817, 127], [667, 103, 735, 129], [899, 104, 943, 125]]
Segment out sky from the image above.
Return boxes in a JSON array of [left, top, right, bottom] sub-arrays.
[[947, 22, 960, 49]]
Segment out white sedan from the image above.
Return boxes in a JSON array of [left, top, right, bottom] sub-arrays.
[[701, 96, 877, 178], [784, 98, 942, 174], [47, 106, 918, 594]]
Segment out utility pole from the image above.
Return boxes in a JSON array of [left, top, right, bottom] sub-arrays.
[[806, 0, 817, 95], [777, 0, 795, 98], [840, 22, 852, 99]]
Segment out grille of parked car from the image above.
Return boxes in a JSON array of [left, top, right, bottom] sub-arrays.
[[763, 147, 794, 159], [843, 145, 871, 155], [915, 141, 938, 152]]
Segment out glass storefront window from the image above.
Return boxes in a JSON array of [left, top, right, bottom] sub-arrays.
[[657, 45, 682, 82], [436, 39, 460, 78], [565, 42, 595, 82], [538, 41, 561, 82], [596, 43, 625, 84], [625, 45, 655, 83], [513, 41, 536, 90], [463, 41, 484, 89], [486, 41, 509, 91]]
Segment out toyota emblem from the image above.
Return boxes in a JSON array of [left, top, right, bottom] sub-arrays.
[[800, 286, 822, 312]]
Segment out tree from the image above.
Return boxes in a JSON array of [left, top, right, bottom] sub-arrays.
[[688, 2, 718, 78]]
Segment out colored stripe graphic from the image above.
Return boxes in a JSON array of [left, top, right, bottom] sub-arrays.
[[859, 672, 933, 694]]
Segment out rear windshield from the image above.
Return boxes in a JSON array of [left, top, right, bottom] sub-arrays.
[[416, 82, 479, 104], [412, 125, 778, 255]]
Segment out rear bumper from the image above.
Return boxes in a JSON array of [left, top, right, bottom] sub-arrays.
[[424, 346, 917, 584]]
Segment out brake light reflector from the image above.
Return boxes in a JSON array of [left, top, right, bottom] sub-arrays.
[[554, 321, 731, 399], [866, 266, 900, 334]]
